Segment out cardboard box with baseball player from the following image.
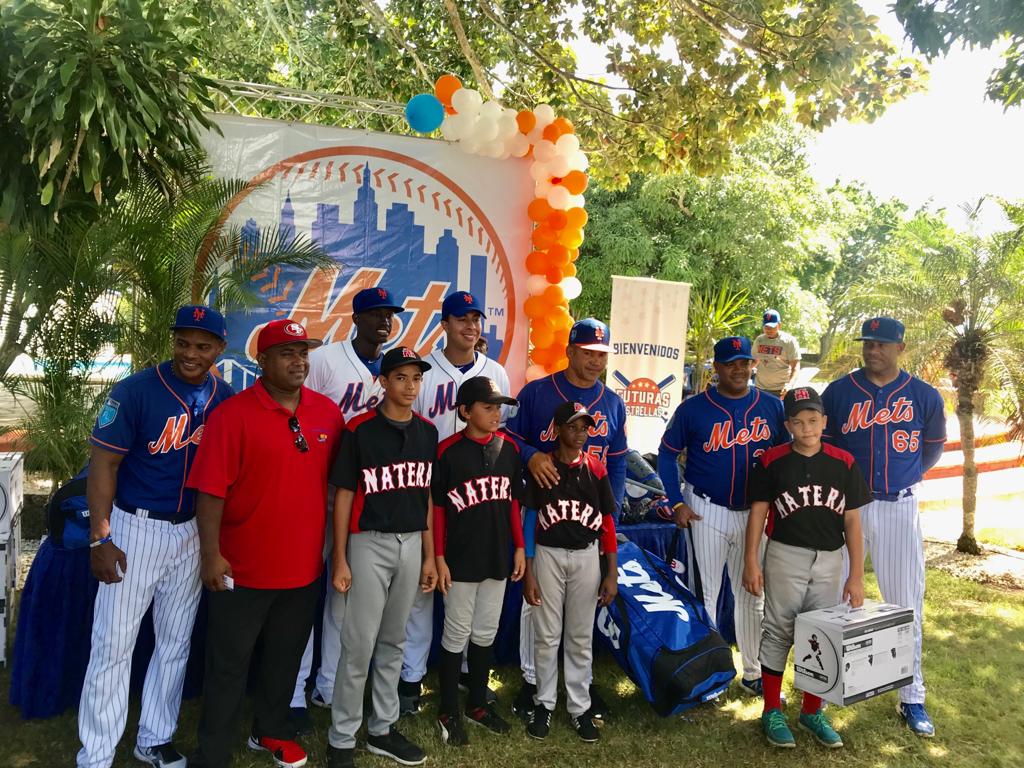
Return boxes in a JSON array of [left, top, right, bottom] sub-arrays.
[[793, 599, 914, 706]]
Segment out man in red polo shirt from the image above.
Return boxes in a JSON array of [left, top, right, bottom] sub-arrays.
[[186, 319, 344, 768]]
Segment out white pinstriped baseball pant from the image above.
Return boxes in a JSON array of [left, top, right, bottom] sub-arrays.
[[842, 493, 927, 704], [684, 488, 766, 681], [76, 507, 201, 768]]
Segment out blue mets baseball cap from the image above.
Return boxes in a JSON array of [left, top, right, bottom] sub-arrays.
[[856, 316, 905, 343], [353, 287, 405, 314], [714, 336, 754, 363], [441, 290, 485, 319], [762, 309, 781, 327], [170, 305, 227, 341], [568, 318, 612, 352]]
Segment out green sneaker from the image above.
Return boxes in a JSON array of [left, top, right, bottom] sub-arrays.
[[762, 708, 796, 748], [799, 710, 844, 748]]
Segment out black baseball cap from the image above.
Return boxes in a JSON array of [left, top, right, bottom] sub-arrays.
[[553, 401, 596, 428], [456, 376, 518, 409], [783, 387, 825, 418], [380, 346, 431, 375]]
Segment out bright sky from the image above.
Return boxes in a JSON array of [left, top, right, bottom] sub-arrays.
[[571, 1, 1024, 234]]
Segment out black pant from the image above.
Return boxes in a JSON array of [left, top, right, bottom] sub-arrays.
[[195, 577, 319, 767]]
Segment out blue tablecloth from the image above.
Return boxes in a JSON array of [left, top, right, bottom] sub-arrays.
[[11, 524, 735, 719]]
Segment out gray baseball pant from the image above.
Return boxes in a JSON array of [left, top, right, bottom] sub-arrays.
[[531, 542, 600, 716], [328, 531, 421, 750], [760, 539, 842, 671], [441, 579, 506, 653]]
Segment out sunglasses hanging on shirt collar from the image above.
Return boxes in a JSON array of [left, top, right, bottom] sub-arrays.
[[288, 415, 309, 453]]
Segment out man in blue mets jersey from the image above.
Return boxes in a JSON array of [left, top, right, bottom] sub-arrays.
[[505, 317, 627, 724], [657, 336, 788, 699], [77, 305, 234, 768], [821, 316, 945, 738]]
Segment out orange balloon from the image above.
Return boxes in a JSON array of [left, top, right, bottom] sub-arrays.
[[525, 250, 548, 274], [552, 117, 574, 135], [543, 284, 565, 305], [553, 327, 571, 346], [548, 244, 570, 266], [531, 346, 553, 366], [545, 356, 567, 373], [542, 123, 562, 142], [516, 110, 537, 134], [527, 197, 554, 222], [558, 228, 584, 249], [546, 266, 564, 283], [532, 311, 556, 331], [444, 105, 456, 115], [524, 295, 548, 319], [569, 247, 580, 261], [564, 262, 577, 278], [563, 170, 589, 195], [434, 74, 463, 107], [532, 225, 557, 250], [530, 325, 554, 349], [547, 210, 568, 230], [566, 207, 588, 229]]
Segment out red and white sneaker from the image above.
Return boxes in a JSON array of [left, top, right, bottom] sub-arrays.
[[247, 734, 308, 768]]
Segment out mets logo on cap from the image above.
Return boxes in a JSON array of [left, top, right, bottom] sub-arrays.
[[870, 319, 881, 331], [732, 338, 742, 350], [193, 307, 206, 321]]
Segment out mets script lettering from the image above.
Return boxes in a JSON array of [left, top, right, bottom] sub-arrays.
[[702, 418, 770, 451], [148, 416, 204, 454], [841, 397, 914, 434]]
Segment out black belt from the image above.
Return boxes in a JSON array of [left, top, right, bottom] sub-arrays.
[[690, 488, 748, 512], [117, 501, 195, 524], [872, 488, 914, 502]]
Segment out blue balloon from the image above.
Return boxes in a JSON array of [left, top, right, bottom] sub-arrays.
[[405, 93, 445, 133]]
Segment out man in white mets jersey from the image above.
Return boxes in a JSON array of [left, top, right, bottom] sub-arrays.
[[292, 286, 406, 725], [398, 290, 511, 714], [77, 305, 234, 768], [821, 316, 945, 738]]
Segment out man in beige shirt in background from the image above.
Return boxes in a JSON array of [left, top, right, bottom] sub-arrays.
[[752, 309, 801, 398]]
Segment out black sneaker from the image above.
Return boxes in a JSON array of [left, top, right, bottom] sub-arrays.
[[327, 746, 356, 768], [587, 684, 611, 723], [466, 703, 511, 734], [512, 682, 537, 722], [526, 705, 552, 740], [458, 672, 498, 704], [366, 727, 426, 766], [571, 713, 600, 743], [437, 712, 469, 746], [397, 679, 422, 716], [289, 706, 313, 736], [133, 743, 186, 768]]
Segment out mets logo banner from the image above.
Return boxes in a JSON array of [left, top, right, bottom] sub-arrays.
[[200, 114, 533, 389], [608, 276, 690, 454]]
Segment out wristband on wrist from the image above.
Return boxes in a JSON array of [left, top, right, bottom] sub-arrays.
[[90, 535, 112, 549]]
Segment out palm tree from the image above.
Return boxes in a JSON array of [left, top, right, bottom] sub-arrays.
[[687, 286, 751, 392], [893, 202, 1024, 555]]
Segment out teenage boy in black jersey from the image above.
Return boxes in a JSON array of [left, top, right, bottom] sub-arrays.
[[432, 376, 526, 746], [522, 401, 618, 744], [326, 347, 439, 768], [743, 387, 870, 751]]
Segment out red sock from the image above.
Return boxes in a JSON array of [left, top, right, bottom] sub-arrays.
[[802, 692, 822, 715], [762, 672, 783, 712]]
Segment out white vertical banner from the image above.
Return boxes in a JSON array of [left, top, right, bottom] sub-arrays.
[[608, 276, 691, 454]]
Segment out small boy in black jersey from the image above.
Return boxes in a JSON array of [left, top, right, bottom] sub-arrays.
[[522, 401, 618, 744], [742, 387, 870, 750], [433, 377, 526, 746]]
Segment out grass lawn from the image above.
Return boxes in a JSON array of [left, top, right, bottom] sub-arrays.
[[2, 568, 1022, 768]]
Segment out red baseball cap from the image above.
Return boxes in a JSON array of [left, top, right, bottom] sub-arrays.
[[256, 319, 323, 354]]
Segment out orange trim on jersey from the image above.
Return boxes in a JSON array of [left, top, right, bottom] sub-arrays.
[[551, 372, 606, 411], [90, 435, 130, 453], [157, 365, 193, 517]]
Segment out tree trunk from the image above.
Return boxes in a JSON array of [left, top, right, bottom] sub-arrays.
[[956, 390, 982, 555]]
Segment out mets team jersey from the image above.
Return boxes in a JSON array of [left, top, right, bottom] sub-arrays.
[[414, 350, 512, 441], [90, 361, 234, 516], [306, 339, 383, 420], [658, 387, 788, 509], [821, 368, 946, 496], [505, 371, 628, 510]]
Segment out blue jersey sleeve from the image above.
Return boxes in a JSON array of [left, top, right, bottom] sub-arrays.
[[505, 383, 540, 466], [606, 397, 628, 513], [523, 507, 538, 558], [921, 383, 947, 471], [658, 404, 687, 506], [772, 398, 790, 446], [820, 380, 840, 444], [90, 380, 138, 455]]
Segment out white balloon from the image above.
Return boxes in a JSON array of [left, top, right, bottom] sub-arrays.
[[567, 150, 588, 171], [533, 140, 556, 163], [497, 113, 519, 140], [567, 193, 586, 208], [526, 127, 544, 145], [460, 135, 482, 155], [555, 133, 581, 154], [525, 364, 547, 382], [440, 118, 459, 142], [535, 179, 553, 197], [527, 274, 549, 295], [547, 155, 571, 178], [484, 140, 505, 158], [529, 160, 550, 182], [451, 87, 482, 114], [533, 103, 556, 127], [547, 184, 571, 210], [446, 114, 468, 140], [474, 118, 499, 142], [561, 276, 583, 300], [480, 100, 503, 120], [509, 133, 530, 157]]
